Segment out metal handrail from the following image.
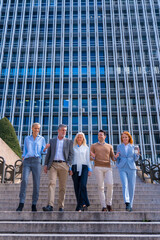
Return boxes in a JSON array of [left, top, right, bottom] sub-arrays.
[[136, 158, 160, 183], [13, 159, 23, 183], [0, 156, 23, 184], [0, 157, 5, 183]]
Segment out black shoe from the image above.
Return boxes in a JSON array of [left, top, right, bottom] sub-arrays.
[[125, 202, 131, 211], [107, 205, 113, 212], [42, 205, 53, 211], [102, 207, 107, 212], [16, 203, 24, 211], [59, 208, 64, 212], [32, 204, 37, 212], [82, 205, 88, 211]]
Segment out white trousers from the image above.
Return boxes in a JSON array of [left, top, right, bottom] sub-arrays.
[[94, 166, 113, 208]]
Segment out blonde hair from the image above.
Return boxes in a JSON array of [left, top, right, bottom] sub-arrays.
[[73, 132, 87, 146], [121, 131, 133, 144]]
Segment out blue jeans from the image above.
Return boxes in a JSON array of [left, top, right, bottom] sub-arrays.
[[19, 157, 41, 205]]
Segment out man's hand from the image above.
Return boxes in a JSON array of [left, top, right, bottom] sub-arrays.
[[44, 165, 48, 174], [114, 152, 120, 159], [69, 170, 73, 176], [90, 151, 95, 158]]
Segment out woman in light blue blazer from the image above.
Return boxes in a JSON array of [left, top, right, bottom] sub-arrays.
[[115, 131, 139, 211]]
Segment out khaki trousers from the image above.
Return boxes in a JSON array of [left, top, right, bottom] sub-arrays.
[[48, 162, 69, 208], [94, 166, 113, 207]]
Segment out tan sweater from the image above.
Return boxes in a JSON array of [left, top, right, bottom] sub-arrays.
[[90, 142, 115, 168]]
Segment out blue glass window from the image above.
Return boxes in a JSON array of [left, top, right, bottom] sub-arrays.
[[63, 116, 68, 124], [55, 67, 60, 76], [101, 82, 106, 88], [37, 68, 43, 76], [50, 0, 54, 6], [82, 98, 87, 106], [46, 68, 51, 76], [82, 116, 88, 124], [91, 67, 96, 75], [72, 116, 78, 124], [54, 99, 59, 106], [73, 99, 78, 112], [53, 116, 58, 124], [92, 98, 97, 106], [91, 82, 96, 88], [44, 99, 49, 106], [63, 99, 69, 107], [102, 116, 107, 124], [64, 67, 69, 75], [14, 116, 19, 125], [92, 116, 98, 124], [0, 83, 4, 89], [1, 68, 8, 76], [27, 68, 34, 76], [73, 67, 78, 75], [43, 116, 48, 125], [45, 82, 50, 89], [101, 98, 107, 105], [23, 116, 29, 125], [10, 68, 17, 76], [100, 66, 105, 75], [92, 135, 97, 143], [34, 116, 39, 122], [109, 67, 114, 75], [73, 52, 78, 60], [82, 67, 87, 75]]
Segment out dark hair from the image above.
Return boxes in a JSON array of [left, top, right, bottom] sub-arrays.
[[98, 129, 106, 136], [58, 124, 67, 130]]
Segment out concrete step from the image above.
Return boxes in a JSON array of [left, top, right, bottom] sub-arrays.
[[1, 203, 160, 211], [0, 167, 159, 239], [1, 198, 159, 204], [0, 221, 159, 234], [0, 211, 160, 221], [0, 233, 159, 240]]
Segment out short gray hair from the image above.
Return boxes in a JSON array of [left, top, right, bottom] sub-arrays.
[[58, 124, 67, 130], [32, 122, 41, 128]]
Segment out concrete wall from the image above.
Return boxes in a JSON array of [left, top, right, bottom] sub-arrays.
[[0, 138, 20, 165]]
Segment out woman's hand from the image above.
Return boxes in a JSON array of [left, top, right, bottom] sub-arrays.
[[90, 151, 95, 158], [43, 143, 50, 152], [88, 171, 92, 176], [114, 152, 120, 159]]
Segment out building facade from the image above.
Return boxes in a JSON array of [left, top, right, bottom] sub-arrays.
[[0, 0, 160, 163]]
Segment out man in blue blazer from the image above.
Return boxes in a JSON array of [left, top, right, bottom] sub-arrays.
[[42, 124, 73, 211]]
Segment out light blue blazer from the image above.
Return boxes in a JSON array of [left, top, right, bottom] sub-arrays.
[[116, 144, 139, 170]]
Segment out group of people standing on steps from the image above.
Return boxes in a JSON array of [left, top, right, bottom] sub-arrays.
[[16, 123, 140, 213]]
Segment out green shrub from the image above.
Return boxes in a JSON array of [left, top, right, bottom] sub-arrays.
[[0, 117, 22, 158]]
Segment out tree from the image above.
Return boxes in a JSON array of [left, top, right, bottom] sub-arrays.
[[0, 117, 22, 158]]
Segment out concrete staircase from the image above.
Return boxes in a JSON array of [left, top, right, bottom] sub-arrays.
[[0, 166, 160, 239]]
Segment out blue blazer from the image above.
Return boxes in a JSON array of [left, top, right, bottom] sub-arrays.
[[116, 144, 139, 170]]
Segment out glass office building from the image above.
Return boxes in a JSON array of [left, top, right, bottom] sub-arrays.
[[0, 0, 160, 163]]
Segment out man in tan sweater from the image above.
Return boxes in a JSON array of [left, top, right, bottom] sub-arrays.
[[90, 130, 118, 211]]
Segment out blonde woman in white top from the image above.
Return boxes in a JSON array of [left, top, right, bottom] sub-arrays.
[[70, 132, 92, 211]]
